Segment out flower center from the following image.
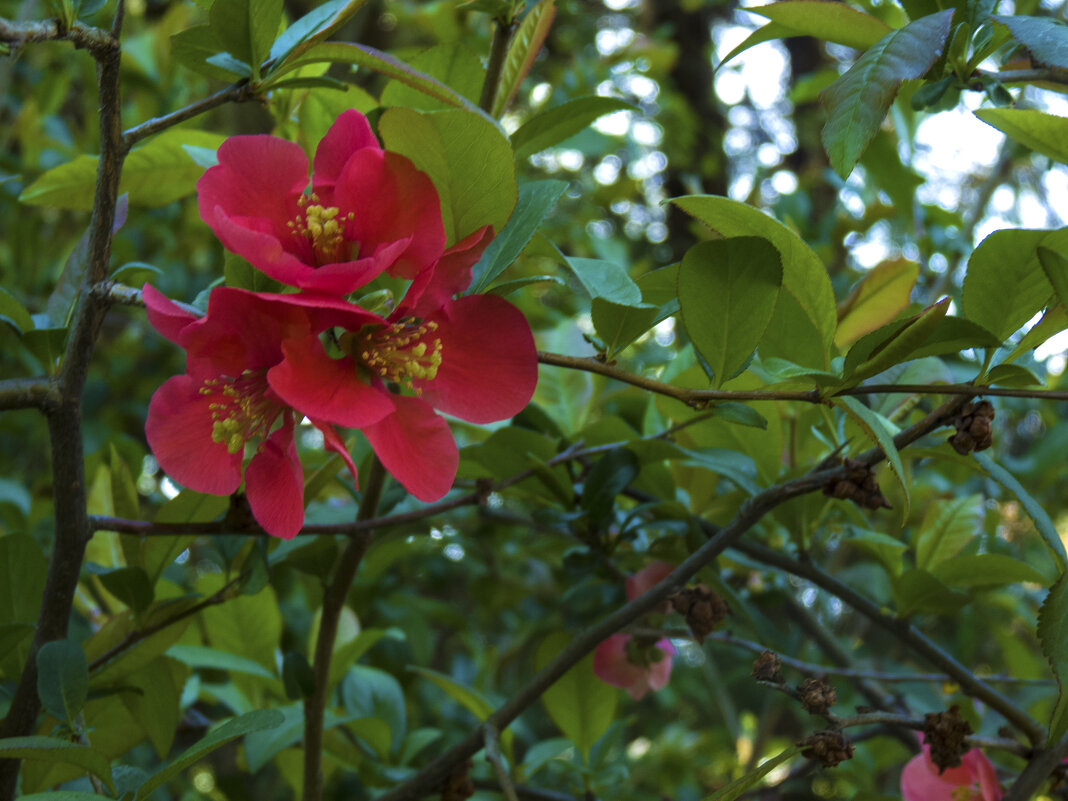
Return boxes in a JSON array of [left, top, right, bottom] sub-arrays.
[[354, 318, 443, 388], [288, 193, 356, 266], [951, 787, 980, 801], [199, 370, 281, 454]]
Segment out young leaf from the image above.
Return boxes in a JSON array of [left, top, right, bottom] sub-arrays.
[[974, 108, 1068, 163], [671, 195, 835, 368], [209, 0, 283, 80], [844, 297, 949, 383], [379, 107, 517, 246], [1038, 574, 1068, 742], [468, 180, 567, 293], [678, 237, 783, 388], [819, 9, 954, 177], [491, 0, 557, 117], [747, 1, 892, 49], [134, 710, 284, 799], [35, 640, 89, 727], [914, 494, 983, 571], [535, 632, 617, 764], [835, 259, 919, 348], [511, 96, 638, 159], [833, 395, 910, 522]]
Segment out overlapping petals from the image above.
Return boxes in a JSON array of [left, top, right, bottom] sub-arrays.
[[901, 743, 1002, 801], [142, 285, 357, 540], [197, 110, 447, 295], [593, 634, 675, 701]]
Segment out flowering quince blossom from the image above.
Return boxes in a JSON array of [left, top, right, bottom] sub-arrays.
[[901, 743, 1003, 801], [197, 109, 448, 295], [594, 561, 677, 700], [141, 284, 358, 540]]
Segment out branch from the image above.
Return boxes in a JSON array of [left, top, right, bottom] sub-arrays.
[[1003, 736, 1068, 801], [0, 17, 118, 57], [976, 68, 1068, 87], [122, 82, 254, 150], [538, 352, 1068, 403], [0, 377, 58, 412], [302, 458, 386, 801], [732, 539, 1045, 745], [483, 724, 519, 801], [479, 16, 516, 113]]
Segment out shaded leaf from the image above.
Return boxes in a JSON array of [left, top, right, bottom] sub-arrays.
[[835, 259, 918, 348], [0, 738, 113, 793], [209, 0, 282, 79], [36, 640, 89, 727], [1039, 574, 1068, 742], [994, 15, 1068, 70], [933, 554, 1050, 588]]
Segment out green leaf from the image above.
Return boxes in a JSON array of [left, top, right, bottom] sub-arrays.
[[962, 227, 1058, 340], [511, 96, 638, 159], [492, 0, 557, 117], [277, 42, 476, 111], [0, 287, 33, 334], [915, 494, 983, 571], [984, 363, 1043, 388], [833, 396, 909, 522], [567, 257, 643, 306], [209, 0, 282, 80], [0, 535, 48, 677], [819, 10, 954, 177], [835, 259, 918, 348], [135, 709, 284, 799], [267, 0, 370, 69], [95, 566, 154, 613], [671, 195, 835, 368], [487, 274, 566, 295], [716, 21, 794, 72], [994, 15, 1068, 70], [0, 738, 113, 793], [1039, 574, 1068, 742], [36, 640, 89, 727], [406, 665, 514, 762], [154, 489, 229, 524], [169, 25, 237, 81], [747, 1, 892, 49], [535, 632, 617, 764], [1005, 305, 1068, 363], [468, 179, 567, 293], [581, 448, 640, 523], [706, 745, 801, 800], [20, 130, 225, 211], [0, 624, 34, 660], [893, 569, 970, 616], [165, 644, 277, 679], [933, 554, 1050, 588], [1039, 245, 1068, 309], [845, 529, 908, 576], [973, 451, 1067, 572], [197, 575, 281, 672], [379, 107, 517, 246], [975, 108, 1068, 163], [119, 658, 185, 758], [282, 651, 315, 699], [341, 665, 406, 755], [380, 44, 484, 111], [678, 237, 783, 388], [844, 297, 950, 383], [591, 298, 659, 359]]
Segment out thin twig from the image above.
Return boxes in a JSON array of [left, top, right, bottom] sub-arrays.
[[0, 17, 118, 56], [484, 724, 520, 801], [302, 458, 386, 801], [479, 16, 517, 114], [976, 68, 1068, 87], [122, 81, 254, 150]]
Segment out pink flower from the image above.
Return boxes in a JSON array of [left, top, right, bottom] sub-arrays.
[[142, 285, 359, 540], [593, 634, 674, 701], [197, 110, 447, 295], [901, 744, 1002, 801], [626, 560, 676, 612]]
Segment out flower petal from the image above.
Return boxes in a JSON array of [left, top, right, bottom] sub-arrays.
[[646, 639, 675, 692], [417, 294, 537, 423], [142, 284, 200, 345], [963, 749, 1003, 801], [361, 394, 458, 502], [244, 417, 305, 539], [312, 419, 359, 489], [333, 149, 446, 280], [593, 635, 652, 700], [313, 109, 380, 197], [146, 374, 241, 496], [268, 335, 394, 429], [402, 225, 494, 318], [626, 561, 677, 602]]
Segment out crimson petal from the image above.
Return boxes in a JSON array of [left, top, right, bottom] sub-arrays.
[[361, 394, 458, 502], [244, 417, 305, 539]]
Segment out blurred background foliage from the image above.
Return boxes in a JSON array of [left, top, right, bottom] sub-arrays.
[[3, 0, 1068, 799]]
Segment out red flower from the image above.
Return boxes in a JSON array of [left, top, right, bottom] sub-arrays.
[[197, 110, 447, 295], [593, 634, 674, 701], [259, 260, 538, 501], [594, 561, 678, 699], [901, 744, 1002, 801], [142, 285, 360, 540]]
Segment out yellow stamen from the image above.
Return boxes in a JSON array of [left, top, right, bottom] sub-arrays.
[[289, 193, 356, 265], [355, 318, 443, 390]]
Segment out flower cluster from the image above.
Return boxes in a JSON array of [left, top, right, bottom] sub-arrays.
[[145, 111, 537, 539], [901, 741, 1003, 801], [593, 561, 676, 700]]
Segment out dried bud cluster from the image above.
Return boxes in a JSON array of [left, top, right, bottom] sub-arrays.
[[671, 586, 730, 642], [751, 650, 784, 684], [822, 458, 891, 510], [800, 730, 854, 767], [948, 401, 995, 455], [798, 677, 838, 715], [440, 759, 475, 801], [923, 706, 973, 772]]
